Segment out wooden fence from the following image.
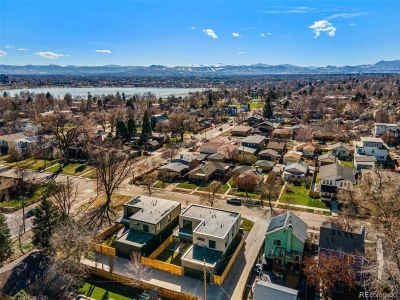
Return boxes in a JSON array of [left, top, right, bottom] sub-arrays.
[[88, 266, 197, 300], [92, 223, 124, 256], [141, 256, 184, 276], [213, 237, 245, 285], [149, 235, 174, 259]]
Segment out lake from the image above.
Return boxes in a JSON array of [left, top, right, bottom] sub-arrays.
[[2, 87, 209, 98]]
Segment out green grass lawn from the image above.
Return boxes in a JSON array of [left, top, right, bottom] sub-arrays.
[[153, 180, 170, 189], [46, 162, 92, 176], [102, 234, 118, 247], [232, 190, 260, 199], [280, 184, 328, 209], [241, 218, 255, 232], [339, 160, 354, 168], [7, 158, 59, 170], [0, 186, 48, 208], [79, 280, 140, 300], [177, 181, 198, 190], [0, 154, 9, 161], [249, 102, 263, 109]]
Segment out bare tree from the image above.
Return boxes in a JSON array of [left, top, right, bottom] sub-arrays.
[[142, 172, 158, 196], [303, 252, 356, 299], [12, 217, 26, 254], [125, 251, 149, 288], [200, 181, 222, 207], [49, 177, 79, 220], [235, 171, 262, 200], [169, 112, 193, 143], [91, 111, 108, 132], [161, 144, 179, 160], [295, 126, 314, 142], [260, 173, 281, 212], [87, 146, 133, 227], [44, 113, 90, 163], [43, 222, 94, 298]]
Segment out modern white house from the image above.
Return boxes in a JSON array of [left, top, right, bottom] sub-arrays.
[[373, 123, 400, 137], [115, 196, 181, 257], [354, 137, 389, 164], [179, 204, 241, 277]]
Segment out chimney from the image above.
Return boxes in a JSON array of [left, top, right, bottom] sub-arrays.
[[287, 223, 293, 253], [360, 225, 366, 237]]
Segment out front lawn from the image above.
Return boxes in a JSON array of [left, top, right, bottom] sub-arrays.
[[241, 218, 255, 232], [177, 181, 198, 190], [153, 180, 170, 189], [102, 234, 118, 247], [280, 184, 328, 209], [339, 160, 354, 168], [79, 279, 141, 300], [26, 159, 59, 170], [46, 162, 92, 176], [0, 186, 48, 208], [249, 102, 263, 109]]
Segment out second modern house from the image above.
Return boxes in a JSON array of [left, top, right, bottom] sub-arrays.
[[354, 137, 389, 164], [179, 204, 242, 279]]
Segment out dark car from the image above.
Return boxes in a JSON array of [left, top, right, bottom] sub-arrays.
[[24, 208, 36, 219], [227, 197, 242, 206], [219, 127, 223, 131]]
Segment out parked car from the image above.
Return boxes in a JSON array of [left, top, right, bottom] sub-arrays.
[[219, 127, 223, 131], [24, 208, 36, 219], [227, 197, 242, 206]]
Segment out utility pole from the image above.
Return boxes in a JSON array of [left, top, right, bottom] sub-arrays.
[[203, 259, 207, 300], [20, 196, 26, 233]]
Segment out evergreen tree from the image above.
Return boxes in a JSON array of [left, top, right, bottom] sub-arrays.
[[207, 91, 213, 107], [0, 212, 13, 265], [32, 197, 60, 250], [116, 120, 129, 139], [141, 109, 152, 140], [127, 118, 136, 137], [263, 96, 273, 119]]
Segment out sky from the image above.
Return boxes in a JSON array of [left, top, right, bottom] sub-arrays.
[[0, 0, 399, 67]]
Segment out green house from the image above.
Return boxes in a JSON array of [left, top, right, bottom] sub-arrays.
[[264, 212, 307, 272]]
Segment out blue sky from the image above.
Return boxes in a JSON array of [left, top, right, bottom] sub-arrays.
[[0, 0, 399, 66]]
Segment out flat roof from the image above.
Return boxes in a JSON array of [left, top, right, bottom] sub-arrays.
[[181, 204, 240, 238], [125, 195, 180, 225], [117, 229, 153, 248]]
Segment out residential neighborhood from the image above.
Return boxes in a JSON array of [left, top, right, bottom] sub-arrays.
[[0, 1, 400, 299]]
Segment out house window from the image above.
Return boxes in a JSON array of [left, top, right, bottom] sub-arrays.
[[273, 239, 281, 246], [268, 249, 273, 257], [143, 224, 149, 232], [209, 240, 216, 249], [197, 237, 205, 242]]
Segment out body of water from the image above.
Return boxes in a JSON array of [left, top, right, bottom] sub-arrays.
[[2, 87, 209, 98]]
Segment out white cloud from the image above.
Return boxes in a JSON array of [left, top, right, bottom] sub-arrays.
[[4, 45, 14, 49], [261, 6, 314, 14], [95, 49, 112, 53], [18, 48, 28, 51], [190, 26, 196, 30], [349, 23, 357, 27], [328, 12, 364, 20], [237, 51, 247, 55], [0, 50, 7, 57], [232, 32, 240, 38], [309, 20, 336, 38], [203, 28, 218, 39], [36, 51, 66, 59], [261, 32, 272, 38]]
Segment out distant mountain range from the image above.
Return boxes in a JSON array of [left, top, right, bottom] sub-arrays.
[[2, 60, 400, 76]]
